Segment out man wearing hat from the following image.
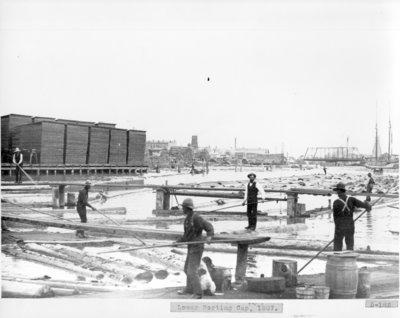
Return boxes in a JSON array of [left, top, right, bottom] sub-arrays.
[[242, 173, 266, 230], [332, 182, 371, 251], [176, 198, 214, 299], [12, 147, 23, 184], [76, 181, 96, 238], [366, 172, 375, 202]]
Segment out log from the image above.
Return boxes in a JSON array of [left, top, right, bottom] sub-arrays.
[[2, 281, 55, 298], [51, 287, 80, 296], [2, 246, 105, 280], [1, 276, 126, 293]]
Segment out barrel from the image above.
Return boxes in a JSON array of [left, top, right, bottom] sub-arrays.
[[325, 252, 359, 299], [272, 259, 297, 287], [295, 286, 315, 299], [212, 266, 232, 292], [314, 286, 330, 299], [356, 267, 371, 298], [246, 277, 285, 294]]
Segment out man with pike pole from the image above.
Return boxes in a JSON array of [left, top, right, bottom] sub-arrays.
[[332, 182, 372, 251], [176, 198, 214, 299], [242, 172, 266, 231], [76, 181, 96, 238]]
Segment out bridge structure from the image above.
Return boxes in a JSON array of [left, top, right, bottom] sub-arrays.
[[303, 147, 365, 162]]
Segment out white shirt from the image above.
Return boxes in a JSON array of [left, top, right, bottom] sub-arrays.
[[243, 181, 266, 203]]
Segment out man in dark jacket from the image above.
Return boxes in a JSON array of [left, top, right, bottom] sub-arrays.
[[176, 198, 214, 299], [332, 182, 371, 251], [242, 173, 265, 230], [76, 181, 95, 238], [12, 147, 23, 184], [366, 173, 375, 202]]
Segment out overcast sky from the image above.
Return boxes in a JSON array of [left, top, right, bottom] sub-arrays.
[[0, 0, 399, 157]]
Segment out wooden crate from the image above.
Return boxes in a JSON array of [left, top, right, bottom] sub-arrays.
[[127, 130, 146, 166], [1, 114, 32, 151], [109, 128, 127, 165], [64, 124, 89, 164], [88, 127, 110, 164]]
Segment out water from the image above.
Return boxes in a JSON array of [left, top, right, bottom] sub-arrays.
[[2, 165, 398, 290]]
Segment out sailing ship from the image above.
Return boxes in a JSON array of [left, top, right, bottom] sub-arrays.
[[365, 116, 398, 171]]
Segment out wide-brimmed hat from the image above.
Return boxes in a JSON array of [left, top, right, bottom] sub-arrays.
[[14, 147, 21, 152], [84, 181, 91, 186], [247, 172, 256, 178], [182, 198, 194, 210], [333, 182, 346, 192]]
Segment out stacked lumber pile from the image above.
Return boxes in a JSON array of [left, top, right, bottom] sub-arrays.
[[1, 114, 32, 152], [88, 127, 110, 164], [95, 122, 116, 128], [127, 130, 146, 166], [40, 122, 66, 164], [56, 119, 95, 126], [32, 116, 55, 123], [109, 129, 127, 165], [64, 124, 89, 164]]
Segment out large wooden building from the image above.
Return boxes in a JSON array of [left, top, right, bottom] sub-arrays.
[[1, 114, 147, 167]]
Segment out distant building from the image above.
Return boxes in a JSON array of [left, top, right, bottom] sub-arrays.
[[146, 140, 177, 151], [170, 146, 194, 161], [191, 135, 198, 149]]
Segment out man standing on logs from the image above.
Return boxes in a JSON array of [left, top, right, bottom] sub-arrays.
[[332, 182, 371, 251], [76, 181, 96, 238], [242, 173, 265, 231], [176, 198, 214, 299], [12, 147, 23, 184], [366, 172, 375, 202]]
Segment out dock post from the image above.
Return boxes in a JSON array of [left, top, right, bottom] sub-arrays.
[[52, 187, 59, 209], [235, 244, 249, 282], [155, 188, 171, 211], [286, 193, 298, 218], [59, 185, 66, 208]]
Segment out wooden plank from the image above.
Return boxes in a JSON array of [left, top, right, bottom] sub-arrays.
[[1, 214, 270, 245]]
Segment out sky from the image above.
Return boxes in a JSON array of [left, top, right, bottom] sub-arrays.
[[0, 0, 399, 157]]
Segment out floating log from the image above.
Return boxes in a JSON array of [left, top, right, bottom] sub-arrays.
[[2, 281, 55, 298], [1, 214, 270, 245], [1, 276, 132, 293], [2, 245, 105, 280], [51, 287, 80, 297]]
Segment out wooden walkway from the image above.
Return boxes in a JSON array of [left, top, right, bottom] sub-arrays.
[[1, 214, 270, 282]]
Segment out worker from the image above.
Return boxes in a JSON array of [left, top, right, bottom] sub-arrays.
[[366, 172, 375, 202], [12, 147, 23, 184], [323, 166, 327, 175], [176, 198, 214, 299], [332, 182, 371, 251], [76, 181, 96, 238], [242, 173, 265, 230]]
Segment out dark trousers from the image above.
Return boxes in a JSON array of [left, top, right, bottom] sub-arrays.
[[183, 244, 204, 296], [334, 220, 355, 251], [15, 165, 22, 183], [247, 202, 258, 229], [76, 206, 87, 235], [366, 185, 373, 202]]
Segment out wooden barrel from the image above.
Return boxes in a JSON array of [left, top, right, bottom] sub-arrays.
[[356, 267, 371, 298], [325, 252, 359, 299], [314, 286, 330, 299], [296, 286, 315, 299], [246, 277, 285, 294], [272, 259, 297, 287], [212, 266, 232, 292]]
